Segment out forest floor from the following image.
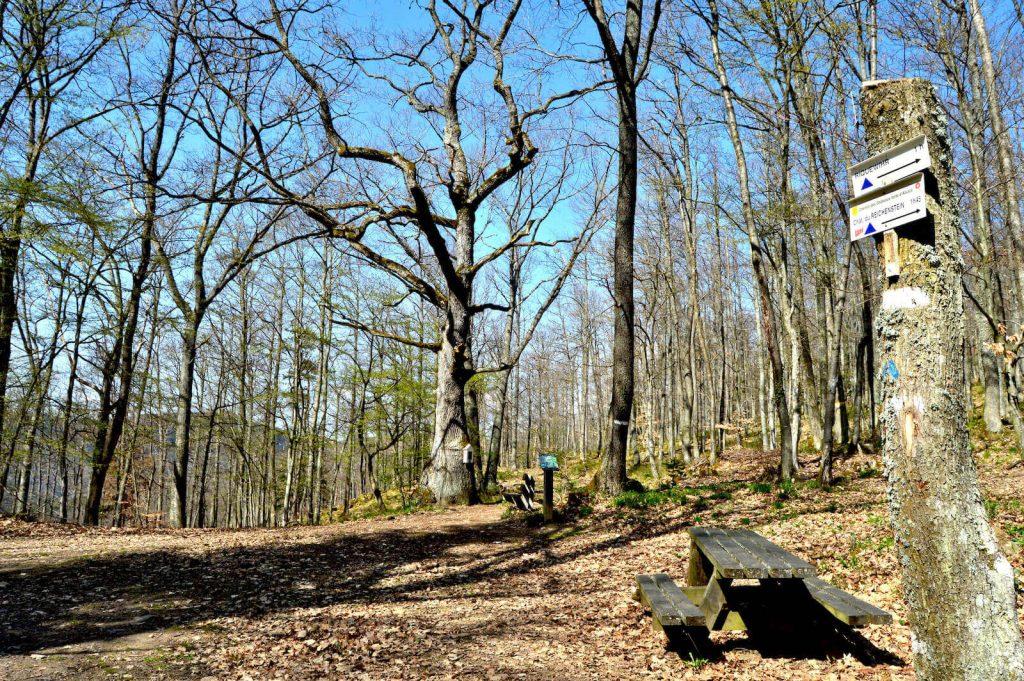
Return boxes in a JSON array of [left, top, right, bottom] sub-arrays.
[[3, 438, 1024, 679]]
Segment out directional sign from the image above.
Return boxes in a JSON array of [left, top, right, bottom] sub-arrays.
[[850, 135, 930, 198], [849, 173, 927, 241]]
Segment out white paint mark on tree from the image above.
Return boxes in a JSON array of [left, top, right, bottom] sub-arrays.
[[882, 287, 931, 309]]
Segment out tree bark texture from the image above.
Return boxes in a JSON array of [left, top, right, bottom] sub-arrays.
[[863, 77, 1024, 680]]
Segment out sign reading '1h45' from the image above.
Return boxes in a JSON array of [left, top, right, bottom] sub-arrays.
[[849, 135, 930, 198], [849, 173, 926, 241]]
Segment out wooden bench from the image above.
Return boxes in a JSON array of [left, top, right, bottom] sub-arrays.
[[634, 574, 705, 632], [802, 576, 893, 626], [502, 473, 537, 511], [635, 526, 892, 641]]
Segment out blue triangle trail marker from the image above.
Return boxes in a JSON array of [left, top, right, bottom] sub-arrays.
[[861, 178, 873, 191], [865, 223, 877, 235]]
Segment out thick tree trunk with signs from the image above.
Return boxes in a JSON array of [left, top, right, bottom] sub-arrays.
[[863, 78, 1024, 680]]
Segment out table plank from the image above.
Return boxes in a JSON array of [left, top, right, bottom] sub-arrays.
[[733, 528, 816, 578], [635, 575, 684, 629], [651, 574, 705, 626], [728, 529, 791, 577], [714, 530, 776, 576], [689, 527, 749, 578], [687, 526, 816, 579]]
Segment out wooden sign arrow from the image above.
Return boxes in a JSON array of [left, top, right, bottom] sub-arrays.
[[850, 135, 930, 198], [849, 172, 927, 241]]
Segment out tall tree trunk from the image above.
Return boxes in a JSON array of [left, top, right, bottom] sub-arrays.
[[171, 322, 199, 527], [864, 77, 1024, 680], [602, 86, 638, 495], [583, 0, 659, 495], [968, 0, 1024, 317], [58, 293, 87, 522], [706, 0, 792, 477], [83, 213, 152, 527]]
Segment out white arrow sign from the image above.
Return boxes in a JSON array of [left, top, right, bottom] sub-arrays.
[[849, 173, 927, 241], [850, 135, 930, 198]]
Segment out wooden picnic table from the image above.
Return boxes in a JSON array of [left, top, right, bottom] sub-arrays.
[[635, 526, 892, 637]]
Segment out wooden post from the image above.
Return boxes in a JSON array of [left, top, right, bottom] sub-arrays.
[[687, 541, 713, 587], [542, 469, 554, 522], [862, 78, 1024, 678], [463, 445, 480, 505], [882, 231, 900, 278]]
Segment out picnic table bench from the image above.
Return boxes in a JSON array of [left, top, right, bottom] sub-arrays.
[[635, 526, 891, 639]]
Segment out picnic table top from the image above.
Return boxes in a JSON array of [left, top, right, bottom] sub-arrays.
[[688, 526, 816, 580]]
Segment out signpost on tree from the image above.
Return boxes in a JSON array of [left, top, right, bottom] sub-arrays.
[[848, 173, 927, 241], [853, 78, 1024, 679]]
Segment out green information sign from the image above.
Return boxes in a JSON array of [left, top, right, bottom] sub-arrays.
[[539, 454, 559, 470]]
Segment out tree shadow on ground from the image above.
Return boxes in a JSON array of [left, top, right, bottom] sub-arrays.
[[0, 512, 684, 655], [0, 509, 903, 671]]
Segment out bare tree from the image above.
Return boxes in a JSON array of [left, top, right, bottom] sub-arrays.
[[187, 0, 598, 502], [582, 0, 662, 494]]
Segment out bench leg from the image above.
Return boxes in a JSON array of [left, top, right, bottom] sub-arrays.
[[700, 575, 733, 631], [665, 626, 714, 659]]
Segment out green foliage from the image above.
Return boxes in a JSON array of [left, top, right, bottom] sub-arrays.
[[841, 534, 895, 569], [684, 654, 709, 670], [857, 465, 880, 479], [1005, 525, 1024, 546], [747, 482, 772, 494], [839, 552, 860, 570], [612, 487, 688, 509], [776, 478, 795, 500], [501, 504, 526, 520], [985, 498, 1000, 520], [332, 486, 432, 522]]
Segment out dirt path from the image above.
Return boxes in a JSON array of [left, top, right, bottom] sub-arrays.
[[8, 448, 1023, 679], [1, 507, 516, 679]]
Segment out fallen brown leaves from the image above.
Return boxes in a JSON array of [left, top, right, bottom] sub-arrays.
[[3, 447, 1024, 680]]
